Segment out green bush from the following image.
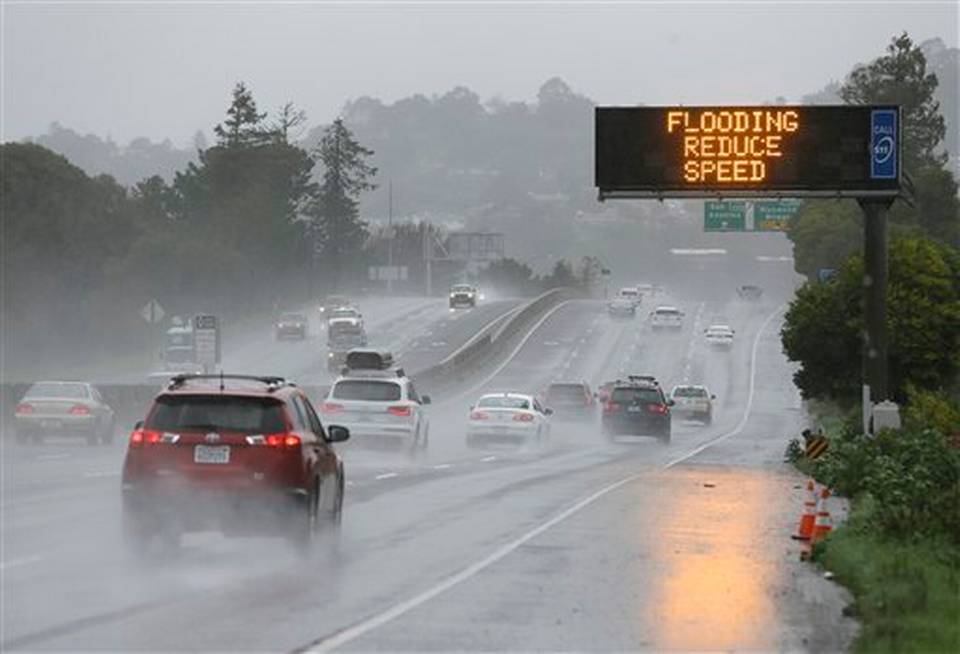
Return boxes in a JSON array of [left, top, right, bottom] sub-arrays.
[[811, 425, 960, 543]]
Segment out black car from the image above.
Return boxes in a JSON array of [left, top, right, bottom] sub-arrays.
[[601, 379, 672, 442], [737, 285, 763, 300], [276, 312, 308, 340]]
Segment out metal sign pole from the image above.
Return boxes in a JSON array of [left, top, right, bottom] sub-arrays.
[[858, 197, 893, 426]]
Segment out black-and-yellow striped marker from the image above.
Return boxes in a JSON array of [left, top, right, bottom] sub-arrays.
[[805, 436, 829, 460]]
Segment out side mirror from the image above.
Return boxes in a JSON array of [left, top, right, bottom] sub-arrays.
[[711, 394, 717, 400], [667, 399, 676, 407], [326, 425, 350, 443], [134, 420, 144, 430], [421, 395, 432, 405], [544, 408, 554, 416]]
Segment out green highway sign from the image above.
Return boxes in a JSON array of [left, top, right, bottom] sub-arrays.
[[754, 199, 802, 231], [704, 201, 746, 232], [703, 199, 801, 232]]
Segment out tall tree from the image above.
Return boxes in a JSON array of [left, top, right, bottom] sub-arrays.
[[214, 82, 267, 148], [309, 118, 377, 289], [840, 32, 947, 171]]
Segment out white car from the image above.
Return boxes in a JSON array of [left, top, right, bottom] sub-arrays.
[[650, 305, 684, 330], [320, 350, 430, 453], [607, 298, 636, 318], [466, 392, 552, 447], [617, 287, 642, 307], [327, 306, 363, 328], [670, 385, 715, 424], [705, 324, 735, 349]]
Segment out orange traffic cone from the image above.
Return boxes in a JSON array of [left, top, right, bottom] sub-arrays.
[[792, 480, 818, 541], [810, 487, 833, 544]]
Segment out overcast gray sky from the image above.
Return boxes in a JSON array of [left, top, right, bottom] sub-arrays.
[[2, 1, 957, 145]]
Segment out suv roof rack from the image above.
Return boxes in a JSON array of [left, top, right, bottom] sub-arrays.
[[166, 373, 297, 392]]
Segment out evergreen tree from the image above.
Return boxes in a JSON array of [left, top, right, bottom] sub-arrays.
[[309, 118, 378, 289], [214, 82, 267, 148]]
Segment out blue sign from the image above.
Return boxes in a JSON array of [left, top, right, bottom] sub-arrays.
[[870, 109, 898, 180]]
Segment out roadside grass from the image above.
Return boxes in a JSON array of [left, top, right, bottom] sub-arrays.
[[813, 498, 960, 653]]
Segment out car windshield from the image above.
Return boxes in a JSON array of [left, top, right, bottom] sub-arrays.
[[611, 387, 662, 404], [146, 396, 286, 433], [620, 290, 638, 297], [280, 313, 304, 322], [547, 384, 587, 402], [477, 396, 530, 409], [332, 309, 358, 318], [452, 285, 473, 292], [332, 380, 402, 402], [655, 308, 680, 315], [26, 382, 89, 399], [673, 387, 707, 398]]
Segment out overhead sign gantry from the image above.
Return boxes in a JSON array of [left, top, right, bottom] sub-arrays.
[[595, 104, 902, 428]]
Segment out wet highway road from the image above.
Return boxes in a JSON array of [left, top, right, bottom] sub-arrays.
[[1, 283, 856, 651]]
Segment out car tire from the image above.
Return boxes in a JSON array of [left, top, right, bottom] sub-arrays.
[[289, 486, 318, 554]]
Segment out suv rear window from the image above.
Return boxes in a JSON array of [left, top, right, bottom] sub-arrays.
[[655, 308, 680, 315], [611, 387, 662, 404], [332, 380, 402, 402], [146, 396, 286, 433], [478, 396, 530, 409], [548, 384, 587, 401]]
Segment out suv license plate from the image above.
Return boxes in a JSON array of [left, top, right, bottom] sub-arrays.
[[627, 406, 643, 413], [194, 445, 230, 464], [40, 419, 62, 429]]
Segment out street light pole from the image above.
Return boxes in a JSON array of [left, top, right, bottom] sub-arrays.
[[387, 180, 394, 294]]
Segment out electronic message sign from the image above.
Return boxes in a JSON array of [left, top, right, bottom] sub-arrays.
[[596, 106, 901, 199]]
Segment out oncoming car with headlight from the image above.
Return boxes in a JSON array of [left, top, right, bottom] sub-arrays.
[[449, 284, 479, 309]]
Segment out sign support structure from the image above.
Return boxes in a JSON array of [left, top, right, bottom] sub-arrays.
[[859, 197, 893, 408]]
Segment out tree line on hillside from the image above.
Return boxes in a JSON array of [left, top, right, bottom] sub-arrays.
[[782, 33, 960, 409], [2, 83, 379, 363]]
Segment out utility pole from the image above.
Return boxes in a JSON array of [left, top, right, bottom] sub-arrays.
[[387, 180, 394, 294], [423, 223, 433, 297], [858, 197, 893, 430]]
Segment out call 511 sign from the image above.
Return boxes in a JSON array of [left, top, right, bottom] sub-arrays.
[[595, 105, 901, 199]]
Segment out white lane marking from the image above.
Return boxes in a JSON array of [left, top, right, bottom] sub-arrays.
[[346, 481, 356, 487], [82, 471, 120, 479], [296, 304, 785, 654], [431, 464, 452, 470], [480, 456, 497, 462], [300, 472, 647, 653], [665, 304, 785, 468], [36, 454, 69, 461], [374, 472, 398, 480], [0, 555, 44, 571]]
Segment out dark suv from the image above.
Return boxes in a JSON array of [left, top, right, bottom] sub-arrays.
[[601, 377, 673, 443], [121, 374, 349, 554]]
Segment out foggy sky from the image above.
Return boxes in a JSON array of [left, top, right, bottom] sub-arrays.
[[3, 1, 958, 145]]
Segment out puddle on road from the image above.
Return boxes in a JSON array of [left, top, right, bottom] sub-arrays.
[[640, 466, 790, 650]]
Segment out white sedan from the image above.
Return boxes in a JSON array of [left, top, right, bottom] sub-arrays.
[[466, 393, 552, 447], [705, 324, 735, 349]]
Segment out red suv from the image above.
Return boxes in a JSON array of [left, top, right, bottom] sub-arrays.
[[121, 374, 348, 553]]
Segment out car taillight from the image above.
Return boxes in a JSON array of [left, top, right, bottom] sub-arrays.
[[647, 404, 669, 415], [322, 402, 344, 414], [604, 402, 621, 413], [15, 403, 34, 415], [387, 405, 412, 418], [513, 413, 535, 422], [129, 429, 161, 446], [470, 411, 489, 420], [265, 433, 301, 447], [69, 404, 91, 416]]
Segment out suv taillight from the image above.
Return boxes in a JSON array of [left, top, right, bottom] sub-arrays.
[[69, 404, 91, 416], [513, 413, 535, 422], [647, 403, 669, 415], [388, 405, 412, 418], [15, 403, 34, 415], [129, 429, 161, 446], [604, 402, 621, 413], [470, 411, 489, 420], [266, 433, 301, 447]]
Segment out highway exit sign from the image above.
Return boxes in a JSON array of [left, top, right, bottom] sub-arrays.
[[704, 199, 801, 232]]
